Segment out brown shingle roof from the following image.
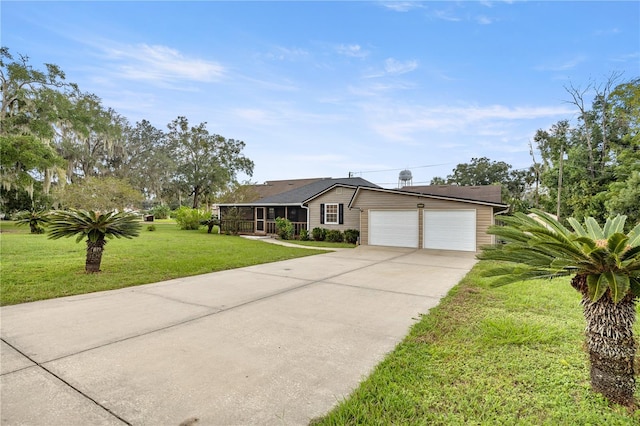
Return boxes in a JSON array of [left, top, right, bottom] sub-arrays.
[[244, 178, 329, 202], [401, 185, 503, 203]]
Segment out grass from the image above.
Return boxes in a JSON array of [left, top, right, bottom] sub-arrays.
[[312, 261, 640, 425], [0, 220, 326, 306]]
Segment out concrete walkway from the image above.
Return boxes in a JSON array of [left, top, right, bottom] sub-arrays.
[[0, 246, 476, 426]]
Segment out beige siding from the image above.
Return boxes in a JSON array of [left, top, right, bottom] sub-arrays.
[[307, 187, 359, 231], [352, 190, 496, 251]]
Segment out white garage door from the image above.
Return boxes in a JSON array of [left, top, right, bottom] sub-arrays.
[[423, 210, 476, 252], [369, 210, 419, 248]]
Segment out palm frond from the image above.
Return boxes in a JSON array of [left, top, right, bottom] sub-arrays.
[[587, 274, 608, 302], [603, 215, 627, 237], [608, 233, 629, 256], [628, 222, 640, 248], [568, 217, 588, 238], [621, 245, 640, 262], [528, 208, 574, 236], [478, 212, 640, 304], [585, 217, 605, 240], [47, 209, 141, 242], [602, 271, 631, 303]]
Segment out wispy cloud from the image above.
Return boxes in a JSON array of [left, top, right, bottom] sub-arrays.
[[380, 2, 425, 12], [594, 28, 621, 36], [475, 15, 494, 25], [348, 81, 416, 97], [535, 56, 587, 72], [363, 58, 419, 78], [610, 51, 640, 63], [230, 104, 346, 127], [384, 58, 418, 75], [365, 103, 575, 142], [432, 9, 462, 22], [101, 43, 226, 84], [336, 44, 369, 58], [263, 46, 310, 61]]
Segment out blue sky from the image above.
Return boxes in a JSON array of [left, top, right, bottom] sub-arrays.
[[3, 1, 639, 187]]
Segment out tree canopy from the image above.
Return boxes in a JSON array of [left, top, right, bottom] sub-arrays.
[[428, 75, 639, 221], [430, 157, 533, 212], [1, 46, 637, 222], [167, 116, 254, 208], [0, 47, 254, 213]]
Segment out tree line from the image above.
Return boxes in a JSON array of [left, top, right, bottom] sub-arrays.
[[430, 73, 639, 226], [0, 47, 254, 214], [2, 46, 638, 225]]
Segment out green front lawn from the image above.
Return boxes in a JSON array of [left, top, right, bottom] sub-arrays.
[[313, 261, 640, 425], [0, 220, 326, 306]]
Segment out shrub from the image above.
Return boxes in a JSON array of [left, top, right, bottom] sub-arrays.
[[326, 229, 344, 243], [344, 229, 360, 244], [147, 224, 157, 231], [15, 210, 48, 234], [275, 217, 294, 240], [299, 228, 310, 241], [312, 227, 326, 241], [174, 206, 209, 230], [149, 204, 171, 220]]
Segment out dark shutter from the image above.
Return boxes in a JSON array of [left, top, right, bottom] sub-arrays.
[[339, 203, 344, 224], [320, 204, 325, 224]]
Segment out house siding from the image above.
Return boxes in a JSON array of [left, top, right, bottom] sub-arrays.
[[352, 190, 495, 251], [307, 187, 359, 231]]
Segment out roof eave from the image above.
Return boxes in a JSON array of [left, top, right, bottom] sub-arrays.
[[348, 186, 508, 209]]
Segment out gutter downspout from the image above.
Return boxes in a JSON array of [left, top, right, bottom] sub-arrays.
[[300, 204, 309, 235]]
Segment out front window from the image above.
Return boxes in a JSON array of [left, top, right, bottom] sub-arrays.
[[325, 203, 338, 224]]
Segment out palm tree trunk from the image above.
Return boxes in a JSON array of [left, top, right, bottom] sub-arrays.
[[572, 274, 637, 406], [85, 238, 106, 273]]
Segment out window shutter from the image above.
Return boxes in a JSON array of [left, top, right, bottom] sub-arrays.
[[320, 204, 325, 224], [339, 204, 344, 224]]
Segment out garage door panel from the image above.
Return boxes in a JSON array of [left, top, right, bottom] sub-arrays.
[[369, 210, 419, 248], [424, 210, 476, 252]]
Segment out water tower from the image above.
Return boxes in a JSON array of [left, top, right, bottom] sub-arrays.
[[398, 169, 413, 188]]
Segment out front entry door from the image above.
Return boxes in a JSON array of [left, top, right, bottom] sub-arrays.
[[256, 207, 265, 232]]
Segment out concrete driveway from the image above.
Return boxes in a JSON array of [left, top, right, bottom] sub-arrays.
[[0, 246, 476, 426]]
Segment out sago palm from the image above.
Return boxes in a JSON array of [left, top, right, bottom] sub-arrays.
[[478, 209, 640, 407], [47, 209, 141, 273], [14, 209, 49, 234]]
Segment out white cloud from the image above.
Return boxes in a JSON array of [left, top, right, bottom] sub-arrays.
[[263, 46, 309, 61], [384, 58, 418, 75], [230, 104, 346, 128], [336, 44, 369, 58], [535, 56, 587, 72], [611, 51, 640, 62], [365, 103, 575, 142], [380, 2, 425, 12], [475, 15, 494, 25], [594, 28, 621, 36], [347, 81, 416, 97], [432, 9, 462, 22], [102, 43, 226, 84]]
